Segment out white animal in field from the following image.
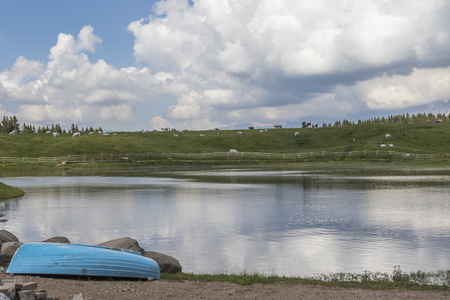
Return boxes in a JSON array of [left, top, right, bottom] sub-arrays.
[[294, 132, 300, 137], [52, 132, 59, 137], [72, 132, 81, 137], [386, 134, 392, 138], [229, 149, 238, 154], [237, 131, 243, 135]]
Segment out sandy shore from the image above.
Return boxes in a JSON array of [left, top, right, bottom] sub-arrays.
[[2, 275, 449, 300]]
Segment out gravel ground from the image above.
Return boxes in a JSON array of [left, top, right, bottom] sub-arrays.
[[2, 275, 449, 300]]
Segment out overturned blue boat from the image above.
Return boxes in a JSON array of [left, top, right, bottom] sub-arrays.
[[6, 243, 160, 279]]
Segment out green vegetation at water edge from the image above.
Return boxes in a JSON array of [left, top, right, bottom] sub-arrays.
[[162, 267, 450, 290], [0, 122, 449, 158], [0, 182, 24, 199]]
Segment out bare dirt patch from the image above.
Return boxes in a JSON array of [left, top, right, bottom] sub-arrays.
[[2, 275, 449, 300]]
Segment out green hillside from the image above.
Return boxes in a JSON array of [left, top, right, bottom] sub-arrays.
[[0, 122, 449, 158]]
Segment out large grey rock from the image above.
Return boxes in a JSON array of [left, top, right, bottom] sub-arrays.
[[42, 236, 71, 243], [0, 241, 23, 265], [0, 230, 18, 245], [143, 251, 182, 274], [97, 237, 145, 254]]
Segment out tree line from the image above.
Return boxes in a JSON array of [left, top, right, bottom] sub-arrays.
[[0, 116, 103, 134], [1, 112, 448, 134], [322, 112, 448, 128]]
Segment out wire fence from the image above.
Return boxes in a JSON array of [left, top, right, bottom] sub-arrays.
[[1, 150, 449, 164]]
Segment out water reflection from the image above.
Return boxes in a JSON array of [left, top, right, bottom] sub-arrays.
[[1, 168, 449, 276]]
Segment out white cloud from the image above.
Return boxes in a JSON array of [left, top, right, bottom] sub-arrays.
[[0, 104, 7, 117], [1, 0, 450, 131], [343, 67, 450, 110], [127, 0, 450, 129], [0, 25, 184, 129]]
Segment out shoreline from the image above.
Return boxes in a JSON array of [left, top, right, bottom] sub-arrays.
[[2, 274, 449, 300]]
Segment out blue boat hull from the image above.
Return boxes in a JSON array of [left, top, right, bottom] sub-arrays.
[[6, 243, 160, 279]]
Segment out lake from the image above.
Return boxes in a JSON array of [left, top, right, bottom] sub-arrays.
[[1, 166, 449, 277]]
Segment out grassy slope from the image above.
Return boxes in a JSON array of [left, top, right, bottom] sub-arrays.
[[0, 122, 449, 157], [0, 182, 24, 199]]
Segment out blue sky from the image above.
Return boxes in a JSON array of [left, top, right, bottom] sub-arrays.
[[1, 0, 450, 132], [0, 1, 153, 68]]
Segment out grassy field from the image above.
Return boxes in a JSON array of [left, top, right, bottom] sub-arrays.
[[0, 122, 449, 158]]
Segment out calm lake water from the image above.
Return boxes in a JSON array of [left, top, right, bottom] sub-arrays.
[[1, 167, 449, 277]]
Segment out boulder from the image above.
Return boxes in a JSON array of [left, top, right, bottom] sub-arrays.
[[0, 241, 23, 265], [143, 251, 182, 274], [42, 236, 71, 243], [0, 230, 19, 245], [97, 237, 145, 254]]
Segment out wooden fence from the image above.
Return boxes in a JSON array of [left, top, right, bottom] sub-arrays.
[[1, 150, 449, 164]]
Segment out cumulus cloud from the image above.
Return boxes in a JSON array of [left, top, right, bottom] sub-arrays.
[[340, 67, 450, 110], [0, 25, 184, 129], [1, 0, 450, 131], [128, 0, 450, 129]]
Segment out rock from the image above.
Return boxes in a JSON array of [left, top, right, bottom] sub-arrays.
[[143, 251, 182, 274], [97, 237, 145, 254], [17, 290, 35, 300], [0, 281, 16, 299], [0, 293, 9, 300], [72, 293, 84, 300], [34, 290, 48, 299], [0, 230, 19, 246], [0, 241, 23, 265], [42, 236, 71, 243], [16, 282, 38, 291]]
